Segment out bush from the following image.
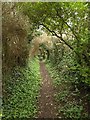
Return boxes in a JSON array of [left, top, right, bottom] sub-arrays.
[[2, 3, 30, 71]]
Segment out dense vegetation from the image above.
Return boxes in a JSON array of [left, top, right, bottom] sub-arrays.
[[2, 2, 90, 119], [2, 3, 41, 119], [19, 2, 90, 86], [46, 51, 90, 118], [3, 58, 41, 119]]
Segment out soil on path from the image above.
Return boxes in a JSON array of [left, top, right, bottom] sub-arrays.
[[38, 62, 57, 118]]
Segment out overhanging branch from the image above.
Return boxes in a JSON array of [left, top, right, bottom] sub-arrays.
[[41, 23, 74, 51]]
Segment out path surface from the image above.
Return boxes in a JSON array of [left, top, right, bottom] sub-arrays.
[[38, 62, 57, 118]]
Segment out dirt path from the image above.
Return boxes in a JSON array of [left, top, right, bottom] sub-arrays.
[[38, 62, 57, 118]]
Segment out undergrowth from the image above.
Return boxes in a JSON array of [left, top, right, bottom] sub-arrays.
[[46, 61, 89, 119], [2, 58, 41, 119]]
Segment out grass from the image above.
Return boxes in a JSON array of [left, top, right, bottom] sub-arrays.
[[3, 58, 41, 119]]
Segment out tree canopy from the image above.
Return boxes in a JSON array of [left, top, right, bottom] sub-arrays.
[[17, 2, 90, 85], [18, 2, 89, 56]]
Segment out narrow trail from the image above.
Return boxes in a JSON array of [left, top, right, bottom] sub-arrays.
[[38, 62, 57, 118]]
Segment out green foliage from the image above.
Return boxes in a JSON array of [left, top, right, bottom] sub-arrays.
[[46, 62, 62, 86], [2, 2, 90, 119], [18, 2, 90, 86], [2, 3, 33, 71], [60, 104, 83, 119], [3, 58, 41, 119], [54, 90, 69, 102], [46, 51, 89, 118], [68, 64, 90, 86]]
